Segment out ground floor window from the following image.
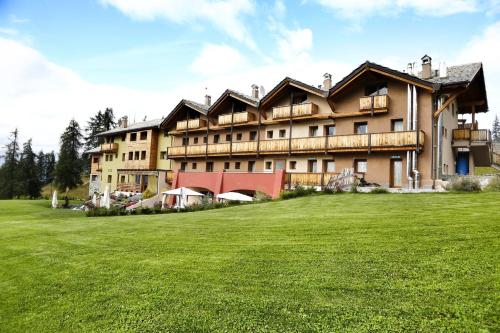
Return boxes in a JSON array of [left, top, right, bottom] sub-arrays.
[[120, 175, 126, 183], [91, 175, 98, 181], [107, 175, 112, 183], [308, 159, 318, 173], [224, 162, 230, 170], [181, 162, 187, 171], [192, 162, 197, 170], [289, 161, 297, 170], [206, 162, 214, 172], [235, 162, 241, 170], [355, 159, 367, 173], [265, 161, 272, 170], [248, 161, 256, 172], [324, 160, 335, 172]]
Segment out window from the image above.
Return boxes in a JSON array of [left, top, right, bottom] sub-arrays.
[[224, 162, 230, 170], [107, 175, 112, 183], [134, 151, 139, 160], [120, 175, 125, 183], [194, 137, 199, 144], [130, 133, 137, 141], [141, 151, 146, 160], [226, 134, 232, 142], [105, 155, 109, 162], [121, 134, 126, 141], [365, 82, 387, 96], [355, 159, 367, 173], [160, 151, 167, 160], [293, 93, 307, 104], [325, 125, 336, 136], [203, 136, 207, 143], [250, 131, 257, 141], [236, 133, 242, 141], [206, 162, 214, 172], [235, 162, 241, 170], [279, 129, 286, 138], [248, 161, 256, 172], [309, 126, 318, 137], [355, 122, 368, 134], [93, 157, 99, 163], [308, 159, 318, 173], [91, 175, 98, 181], [180, 162, 187, 171], [128, 152, 133, 160], [122, 153, 125, 161], [109, 154, 113, 162], [182, 137, 189, 146], [265, 161, 272, 170], [140, 131, 147, 140], [192, 162, 197, 170], [391, 119, 404, 132], [324, 160, 336, 172], [267, 130, 273, 139], [214, 134, 220, 144], [289, 161, 297, 170]]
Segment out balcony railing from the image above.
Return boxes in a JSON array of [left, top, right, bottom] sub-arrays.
[[116, 183, 144, 193], [218, 111, 253, 126], [100, 143, 118, 153], [167, 130, 424, 157], [360, 95, 389, 111], [176, 118, 205, 131], [452, 129, 491, 142], [272, 102, 319, 119]]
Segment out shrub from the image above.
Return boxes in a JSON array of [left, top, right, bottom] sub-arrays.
[[86, 207, 126, 217], [142, 189, 155, 199], [255, 191, 271, 201], [350, 179, 359, 193], [446, 176, 481, 192], [370, 187, 389, 194], [485, 176, 500, 192], [280, 185, 317, 200]]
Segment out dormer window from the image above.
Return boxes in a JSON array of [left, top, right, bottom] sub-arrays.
[[365, 83, 387, 97], [292, 93, 307, 104]]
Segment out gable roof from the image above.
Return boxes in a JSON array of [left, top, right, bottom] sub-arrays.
[[97, 118, 163, 137], [160, 99, 209, 129], [208, 89, 259, 115], [425, 63, 482, 86], [329, 61, 436, 98], [259, 77, 327, 108]]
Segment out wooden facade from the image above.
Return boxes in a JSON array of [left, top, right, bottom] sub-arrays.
[[272, 102, 319, 119]]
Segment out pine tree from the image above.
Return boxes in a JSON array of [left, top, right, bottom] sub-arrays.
[[44, 151, 56, 185], [492, 114, 500, 143], [84, 108, 116, 151], [19, 139, 41, 199], [0, 129, 21, 199], [55, 119, 84, 191], [102, 108, 116, 131]]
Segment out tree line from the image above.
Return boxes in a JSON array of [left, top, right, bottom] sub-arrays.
[[0, 108, 116, 199]]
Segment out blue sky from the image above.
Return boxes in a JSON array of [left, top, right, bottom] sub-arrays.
[[0, 0, 499, 152]]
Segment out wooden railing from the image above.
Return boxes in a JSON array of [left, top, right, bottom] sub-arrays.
[[272, 102, 319, 119], [286, 172, 339, 187], [360, 95, 389, 111], [116, 183, 143, 193], [452, 129, 491, 142], [218, 112, 252, 125], [167, 130, 424, 157], [100, 143, 118, 153], [176, 118, 204, 131]]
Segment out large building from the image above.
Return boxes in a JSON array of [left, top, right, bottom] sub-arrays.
[[88, 55, 492, 198]]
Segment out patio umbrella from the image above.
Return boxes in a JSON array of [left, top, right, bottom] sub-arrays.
[[163, 187, 204, 209], [217, 192, 253, 202], [102, 185, 111, 209], [51, 191, 58, 209]]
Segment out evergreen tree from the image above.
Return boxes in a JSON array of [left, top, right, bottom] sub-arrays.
[[55, 119, 84, 191], [84, 108, 116, 150], [0, 129, 21, 199], [44, 151, 56, 185], [492, 114, 500, 143], [19, 139, 41, 199]]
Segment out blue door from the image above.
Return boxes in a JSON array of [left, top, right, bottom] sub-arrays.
[[456, 152, 469, 175]]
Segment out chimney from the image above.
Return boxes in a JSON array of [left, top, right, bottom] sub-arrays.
[[421, 54, 432, 79], [251, 84, 259, 99], [439, 61, 447, 78], [323, 73, 332, 90], [205, 94, 211, 107], [121, 116, 128, 128]]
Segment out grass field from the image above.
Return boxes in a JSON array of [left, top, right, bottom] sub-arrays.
[[0, 193, 499, 332]]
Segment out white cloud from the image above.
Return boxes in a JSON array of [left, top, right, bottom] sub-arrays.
[[455, 21, 500, 127], [0, 27, 19, 35], [190, 44, 247, 76], [99, 0, 256, 49], [10, 15, 30, 24], [277, 27, 313, 61]]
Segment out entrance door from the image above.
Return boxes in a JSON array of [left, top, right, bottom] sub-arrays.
[[390, 159, 403, 188], [274, 159, 286, 171], [456, 152, 469, 175]]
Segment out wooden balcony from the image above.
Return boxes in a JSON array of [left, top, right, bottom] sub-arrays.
[[167, 130, 424, 158], [286, 172, 339, 187], [176, 118, 205, 131], [360, 95, 389, 111], [452, 129, 491, 142], [116, 183, 144, 193], [272, 102, 319, 119], [218, 112, 253, 126], [100, 143, 118, 153]]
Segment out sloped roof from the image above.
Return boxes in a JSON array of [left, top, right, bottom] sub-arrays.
[[160, 99, 209, 129], [208, 89, 259, 115], [83, 146, 102, 155], [425, 63, 482, 86], [97, 118, 163, 137], [260, 77, 327, 108]]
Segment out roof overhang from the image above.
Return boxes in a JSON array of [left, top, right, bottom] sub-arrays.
[[259, 77, 327, 109], [160, 99, 208, 130], [208, 90, 259, 116]]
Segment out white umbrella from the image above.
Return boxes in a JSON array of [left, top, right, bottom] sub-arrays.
[[91, 193, 97, 206], [217, 192, 253, 202], [102, 185, 111, 209], [163, 187, 204, 209], [161, 193, 167, 209], [51, 191, 58, 209]]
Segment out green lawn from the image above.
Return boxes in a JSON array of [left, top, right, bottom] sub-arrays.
[[0, 194, 499, 332]]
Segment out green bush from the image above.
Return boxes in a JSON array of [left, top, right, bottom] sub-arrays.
[[86, 207, 126, 217], [446, 176, 481, 192], [350, 179, 359, 193], [485, 176, 500, 192], [370, 187, 389, 194], [280, 185, 317, 200]]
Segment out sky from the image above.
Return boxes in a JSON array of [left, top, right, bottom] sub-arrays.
[[0, 0, 499, 153]]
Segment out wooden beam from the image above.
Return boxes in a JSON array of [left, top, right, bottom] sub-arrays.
[[460, 100, 485, 107], [433, 93, 459, 118]]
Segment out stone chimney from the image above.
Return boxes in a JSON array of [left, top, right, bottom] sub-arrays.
[[121, 116, 128, 128], [323, 73, 332, 90], [421, 55, 432, 79], [205, 94, 211, 107], [251, 84, 259, 99]]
